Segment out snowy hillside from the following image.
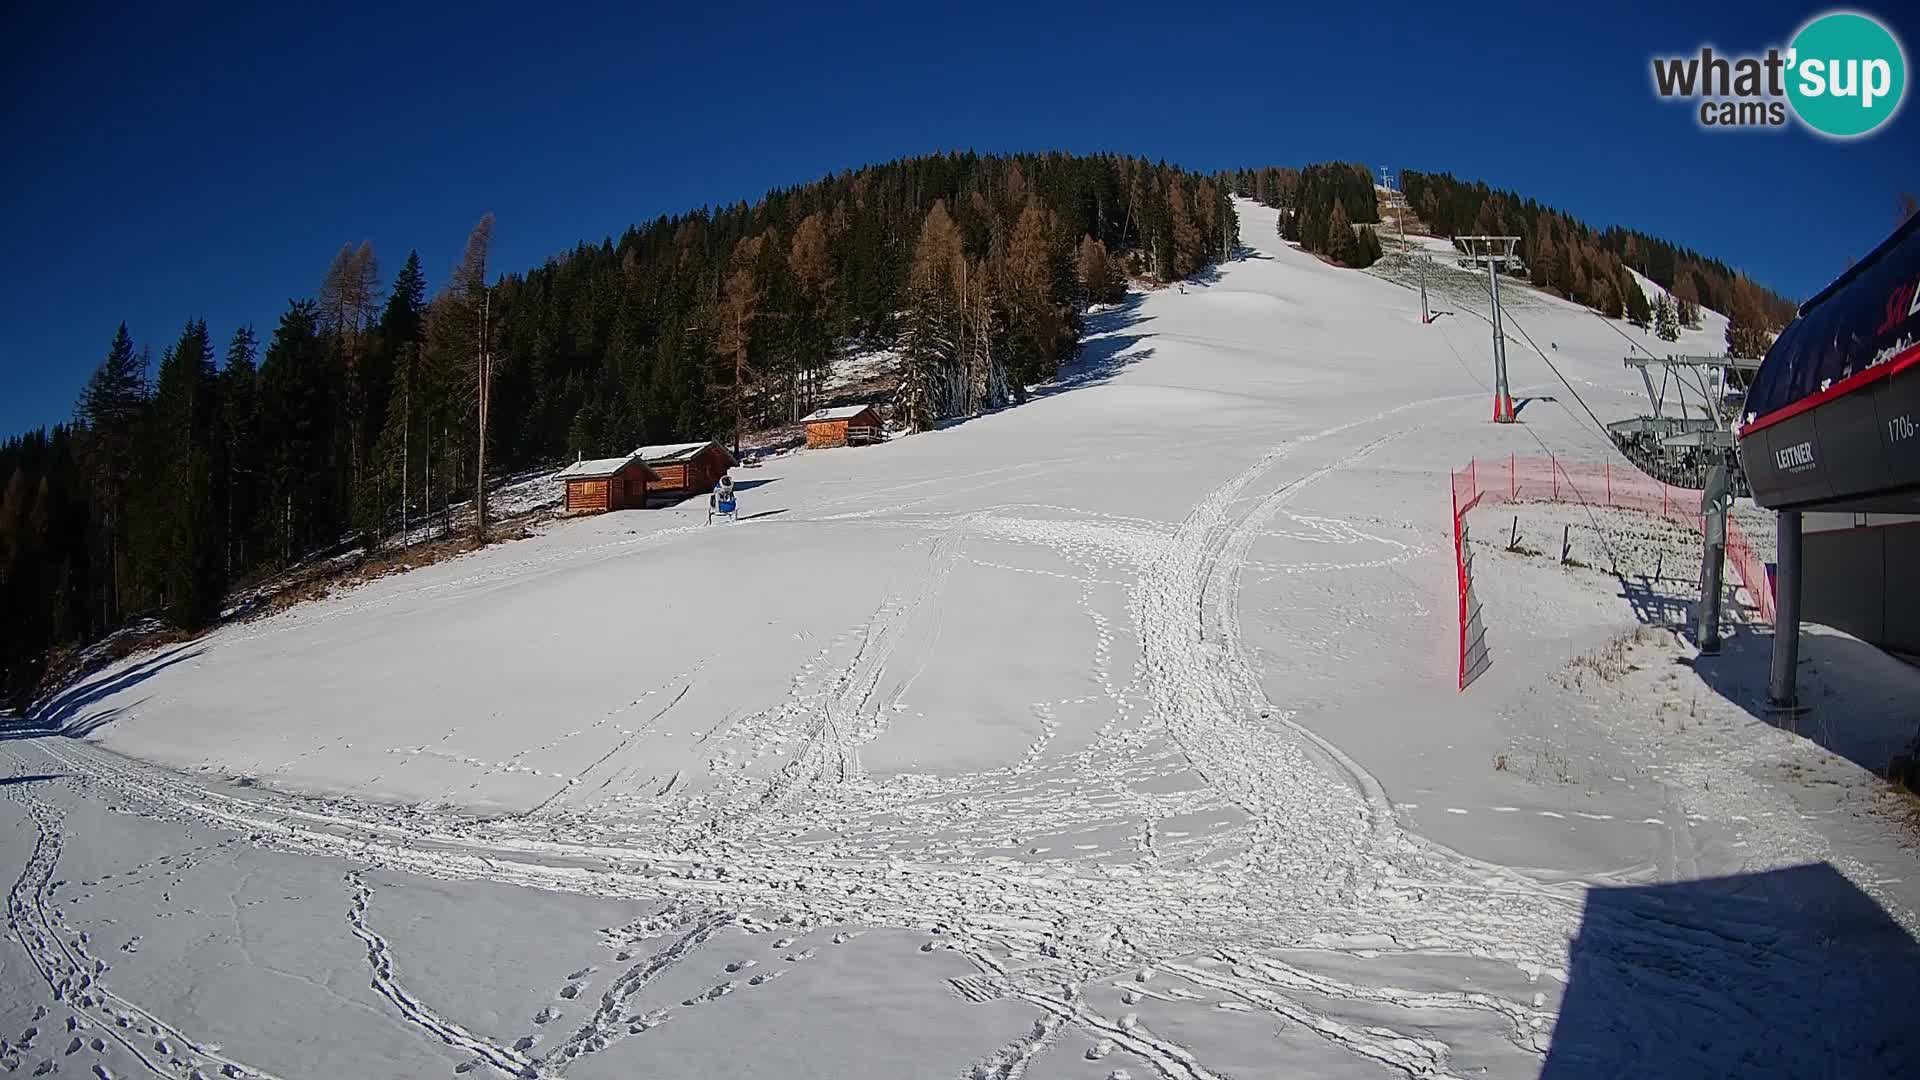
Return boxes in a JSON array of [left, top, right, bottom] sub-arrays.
[[4, 198, 1915, 1079]]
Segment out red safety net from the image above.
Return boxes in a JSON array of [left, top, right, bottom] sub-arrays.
[[1449, 454, 1775, 690]]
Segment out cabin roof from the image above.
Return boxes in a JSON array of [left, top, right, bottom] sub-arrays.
[[800, 404, 879, 423], [556, 453, 657, 481], [635, 441, 737, 465]]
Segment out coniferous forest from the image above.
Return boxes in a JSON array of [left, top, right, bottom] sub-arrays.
[[1396, 170, 1798, 355], [0, 152, 1240, 702]]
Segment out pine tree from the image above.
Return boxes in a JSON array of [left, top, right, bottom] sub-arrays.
[[1353, 225, 1383, 268], [1325, 202, 1358, 265], [1006, 202, 1067, 388], [1724, 276, 1772, 359], [1673, 275, 1702, 328], [901, 201, 964, 428], [788, 213, 836, 417], [76, 324, 148, 625], [151, 320, 225, 628], [1622, 270, 1652, 328], [1168, 177, 1203, 278], [1654, 292, 1680, 341], [714, 235, 765, 452], [259, 301, 329, 563], [220, 326, 260, 572]]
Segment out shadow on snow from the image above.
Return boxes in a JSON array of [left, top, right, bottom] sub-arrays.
[[3, 643, 203, 741], [1542, 862, 1918, 1078]]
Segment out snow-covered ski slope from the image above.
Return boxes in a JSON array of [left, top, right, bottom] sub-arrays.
[[5, 198, 1916, 1079]]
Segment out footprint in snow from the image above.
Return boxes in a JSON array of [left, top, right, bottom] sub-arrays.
[[566, 967, 594, 981], [784, 949, 815, 962], [532, 1007, 559, 1025], [724, 960, 756, 973], [558, 984, 582, 1000], [770, 937, 795, 949], [512, 1036, 537, 1052]]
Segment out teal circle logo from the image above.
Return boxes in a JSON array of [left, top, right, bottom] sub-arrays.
[[1787, 11, 1906, 137]]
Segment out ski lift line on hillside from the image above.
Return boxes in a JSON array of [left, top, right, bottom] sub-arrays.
[[1455, 236, 1523, 422], [1494, 303, 1619, 448]]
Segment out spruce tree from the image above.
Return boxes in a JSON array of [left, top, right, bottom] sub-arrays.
[[1623, 270, 1652, 328], [76, 324, 148, 625], [220, 326, 260, 573], [1654, 293, 1680, 342], [1325, 202, 1358, 265], [151, 320, 225, 627]]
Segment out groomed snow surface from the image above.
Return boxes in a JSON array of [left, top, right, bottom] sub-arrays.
[[5, 199, 1917, 1079]]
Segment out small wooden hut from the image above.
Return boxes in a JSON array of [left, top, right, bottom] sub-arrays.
[[800, 404, 884, 449], [636, 441, 738, 501], [556, 453, 657, 514]]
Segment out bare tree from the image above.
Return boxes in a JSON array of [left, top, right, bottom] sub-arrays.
[[421, 214, 495, 544]]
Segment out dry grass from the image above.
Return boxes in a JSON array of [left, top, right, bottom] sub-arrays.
[[27, 624, 203, 712], [1887, 736, 1920, 838], [235, 520, 543, 624]]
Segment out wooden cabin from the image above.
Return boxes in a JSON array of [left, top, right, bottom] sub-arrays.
[[635, 441, 738, 501], [556, 453, 658, 514], [801, 404, 884, 448]]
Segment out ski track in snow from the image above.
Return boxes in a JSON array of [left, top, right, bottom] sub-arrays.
[[3, 398, 1602, 1080], [3, 749, 284, 1080]]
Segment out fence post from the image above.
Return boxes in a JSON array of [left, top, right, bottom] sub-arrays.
[[1663, 483, 1669, 517], [1510, 453, 1516, 500], [1551, 454, 1558, 499], [1605, 464, 1611, 505]]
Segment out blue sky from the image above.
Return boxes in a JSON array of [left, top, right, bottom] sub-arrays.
[[2, 1, 1915, 435]]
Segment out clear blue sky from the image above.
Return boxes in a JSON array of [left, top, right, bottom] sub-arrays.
[[3, 1, 1915, 435]]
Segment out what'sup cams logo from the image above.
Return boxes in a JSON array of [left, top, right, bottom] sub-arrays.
[[1651, 10, 1907, 137]]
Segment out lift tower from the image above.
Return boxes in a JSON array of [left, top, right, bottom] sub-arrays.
[[1455, 236, 1521, 422]]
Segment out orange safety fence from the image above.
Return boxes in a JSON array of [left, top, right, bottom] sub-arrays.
[[1450, 454, 1776, 690]]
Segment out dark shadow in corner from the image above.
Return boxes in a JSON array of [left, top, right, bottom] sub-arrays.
[[1513, 394, 1556, 416], [8, 644, 202, 739], [1542, 863, 1918, 1078]]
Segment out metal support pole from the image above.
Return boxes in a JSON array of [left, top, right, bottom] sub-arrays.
[[1698, 501, 1726, 654], [1488, 256, 1514, 421], [1768, 510, 1803, 710]]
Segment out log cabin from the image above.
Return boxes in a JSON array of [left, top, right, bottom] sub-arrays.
[[556, 453, 658, 514], [635, 441, 738, 501], [801, 404, 885, 448]]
